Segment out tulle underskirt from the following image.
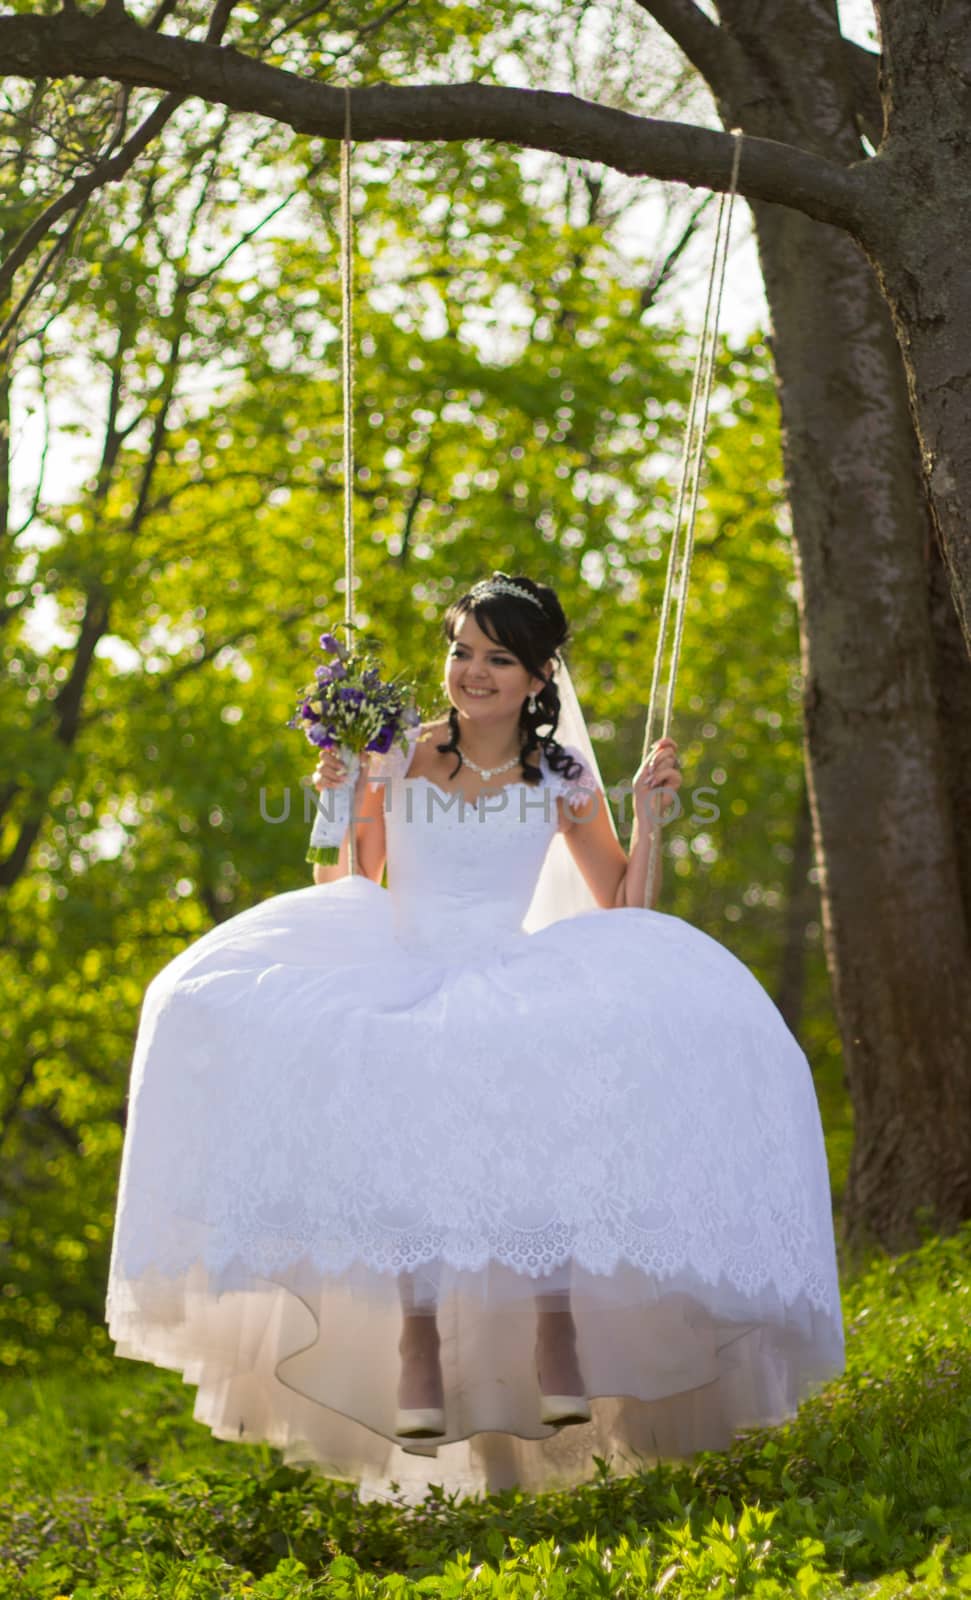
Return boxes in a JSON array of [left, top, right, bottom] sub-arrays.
[[107, 1250, 843, 1504]]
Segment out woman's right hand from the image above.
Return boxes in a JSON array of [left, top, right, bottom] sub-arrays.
[[312, 750, 370, 791]]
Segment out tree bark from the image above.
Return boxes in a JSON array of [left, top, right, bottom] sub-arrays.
[[859, 219, 971, 668], [693, 0, 971, 1246], [927, 521, 971, 938], [0, 9, 866, 223], [763, 201, 971, 1245], [774, 775, 815, 1040]]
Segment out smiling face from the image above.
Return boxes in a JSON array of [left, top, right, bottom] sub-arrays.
[[444, 610, 549, 724]]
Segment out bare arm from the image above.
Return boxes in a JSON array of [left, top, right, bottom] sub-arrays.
[[559, 740, 681, 911]]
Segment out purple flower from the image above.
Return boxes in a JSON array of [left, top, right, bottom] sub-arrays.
[[366, 724, 396, 753], [290, 638, 421, 762]]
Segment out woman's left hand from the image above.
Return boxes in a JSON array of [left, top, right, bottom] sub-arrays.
[[632, 738, 683, 821]]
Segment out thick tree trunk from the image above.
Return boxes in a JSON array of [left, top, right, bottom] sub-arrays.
[[865, 0, 971, 656], [927, 526, 971, 936], [904, 414, 971, 939], [774, 777, 815, 1039], [757, 203, 971, 1245], [862, 237, 971, 661], [708, 0, 971, 1246]]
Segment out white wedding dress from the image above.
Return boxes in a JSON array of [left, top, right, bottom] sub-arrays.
[[106, 727, 844, 1504]]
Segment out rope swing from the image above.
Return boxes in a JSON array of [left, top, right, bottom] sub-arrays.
[[641, 129, 743, 904], [339, 86, 358, 876], [334, 95, 743, 904]]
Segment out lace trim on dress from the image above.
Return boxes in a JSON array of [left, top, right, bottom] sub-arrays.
[[112, 1000, 837, 1314]]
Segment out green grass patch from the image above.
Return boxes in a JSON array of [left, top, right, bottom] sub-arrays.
[[1, 1225, 969, 1598]]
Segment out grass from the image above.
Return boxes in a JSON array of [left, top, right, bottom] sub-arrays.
[[1, 1224, 969, 1599]]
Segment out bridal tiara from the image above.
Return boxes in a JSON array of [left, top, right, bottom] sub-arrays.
[[469, 577, 545, 612]]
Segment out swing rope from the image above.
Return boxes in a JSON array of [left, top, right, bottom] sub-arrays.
[[340, 86, 357, 875], [335, 97, 743, 899], [340, 86, 356, 652], [641, 129, 743, 908]]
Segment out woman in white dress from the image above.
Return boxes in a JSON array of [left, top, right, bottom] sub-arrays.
[[105, 571, 844, 1505]]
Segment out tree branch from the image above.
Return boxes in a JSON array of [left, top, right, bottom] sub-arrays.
[[0, 7, 871, 234], [0, 1051, 43, 1158], [641, 191, 713, 311], [11, 341, 51, 537], [842, 36, 883, 151], [262, 0, 333, 51], [0, 90, 182, 307], [148, 0, 180, 30], [205, 0, 240, 44], [184, 157, 324, 291], [0, 807, 45, 887], [0, 202, 86, 357], [329, 0, 413, 57], [0, 0, 243, 318], [631, 0, 747, 102]]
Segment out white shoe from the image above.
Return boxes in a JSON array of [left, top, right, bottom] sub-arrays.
[[394, 1405, 446, 1438], [535, 1333, 591, 1427], [539, 1392, 591, 1427]]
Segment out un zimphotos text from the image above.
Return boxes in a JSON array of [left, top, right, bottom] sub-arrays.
[[259, 777, 720, 829]]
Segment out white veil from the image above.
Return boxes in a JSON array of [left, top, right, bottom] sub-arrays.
[[522, 658, 620, 933]]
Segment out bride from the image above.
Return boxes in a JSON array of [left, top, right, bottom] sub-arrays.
[[105, 570, 844, 1505]]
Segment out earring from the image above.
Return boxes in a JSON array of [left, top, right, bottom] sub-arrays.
[[527, 694, 537, 714]]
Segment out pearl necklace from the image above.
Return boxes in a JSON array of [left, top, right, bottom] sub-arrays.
[[459, 749, 522, 780]]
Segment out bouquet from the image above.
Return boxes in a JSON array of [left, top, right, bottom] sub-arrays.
[[288, 626, 421, 866]]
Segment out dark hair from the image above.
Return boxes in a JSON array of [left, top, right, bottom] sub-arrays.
[[436, 571, 585, 787]]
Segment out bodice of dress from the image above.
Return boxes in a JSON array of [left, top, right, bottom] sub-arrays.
[[369, 728, 588, 961]]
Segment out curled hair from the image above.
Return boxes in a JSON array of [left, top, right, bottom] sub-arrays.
[[436, 571, 585, 787]]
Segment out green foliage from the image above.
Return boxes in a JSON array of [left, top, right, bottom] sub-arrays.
[[3, 87, 835, 1376], [1, 1224, 969, 1598]]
